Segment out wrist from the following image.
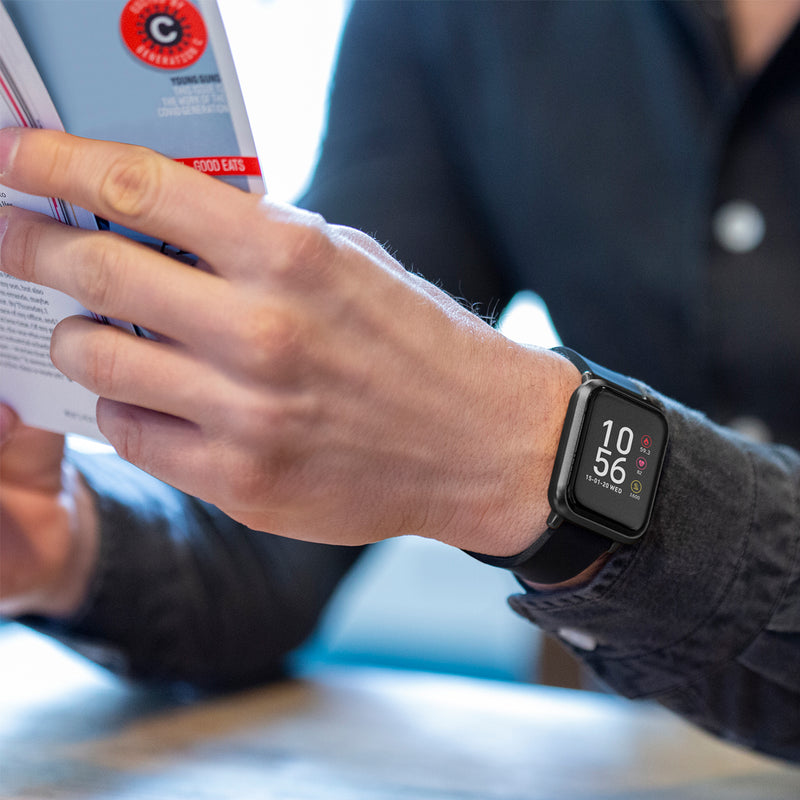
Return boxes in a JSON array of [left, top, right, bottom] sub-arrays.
[[452, 344, 581, 557], [466, 346, 669, 585]]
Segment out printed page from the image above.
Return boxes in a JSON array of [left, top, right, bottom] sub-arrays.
[[0, 3, 108, 440], [0, 0, 263, 440]]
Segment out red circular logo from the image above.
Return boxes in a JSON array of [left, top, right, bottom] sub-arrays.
[[120, 1, 208, 70]]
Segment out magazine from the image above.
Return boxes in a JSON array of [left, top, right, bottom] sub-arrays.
[[0, 0, 263, 440]]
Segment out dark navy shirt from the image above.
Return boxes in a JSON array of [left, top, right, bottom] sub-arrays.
[[25, 1, 800, 763]]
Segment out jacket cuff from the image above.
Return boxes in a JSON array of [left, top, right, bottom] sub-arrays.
[[508, 393, 800, 699]]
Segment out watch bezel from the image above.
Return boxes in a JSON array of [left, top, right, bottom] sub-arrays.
[[548, 377, 668, 544]]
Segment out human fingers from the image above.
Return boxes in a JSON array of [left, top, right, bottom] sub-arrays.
[[0, 408, 64, 493], [0, 430, 96, 617], [93, 398, 285, 531], [94, 398, 205, 486], [0, 128, 351, 292], [49, 316, 244, 426], [0, 206, 240, 352], [0, 404, 18, 446], [0, 128, 262, 276]]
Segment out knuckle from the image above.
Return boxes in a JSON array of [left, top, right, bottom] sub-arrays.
[[211, 395, 312, 508], [218, 448, 273, 508], [272, 211, 336, 278], [4, 211, 44, 282], [69, 235, 124, 312], [36, 136, 76, 196], [232, 304, 305, 378], [82, 329, 121, 394], [100, 403, 144, 465], [232, 395, 290, 442], [333, 224, 374, 252], [114, 421, 143, 466], [98, 149, 163, 221], [333, 224, 403, 271]]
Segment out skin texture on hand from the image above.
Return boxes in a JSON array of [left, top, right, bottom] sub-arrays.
[[0, 127, 580, 557]]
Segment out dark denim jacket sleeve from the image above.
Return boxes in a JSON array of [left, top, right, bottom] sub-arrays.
[[21, 449, 363, 692], [510, 390, 800, 762]]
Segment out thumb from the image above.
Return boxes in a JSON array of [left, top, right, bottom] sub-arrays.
[[0, 404, 20, 448]]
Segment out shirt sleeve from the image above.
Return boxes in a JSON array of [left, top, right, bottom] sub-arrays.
[[508, 391, 800, 762], [20, 448, 364, 692]]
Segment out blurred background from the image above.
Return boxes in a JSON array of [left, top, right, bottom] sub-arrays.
[[219, 0, 348, 205]]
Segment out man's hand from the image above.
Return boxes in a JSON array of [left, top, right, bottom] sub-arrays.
[[0, 406, 98, 616], [0, 128, 580, 555]]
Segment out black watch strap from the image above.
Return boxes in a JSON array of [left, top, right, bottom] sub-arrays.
[[465, 346, 641, 584], [551, 346, 645, 398], [464, 523, 618, 584]]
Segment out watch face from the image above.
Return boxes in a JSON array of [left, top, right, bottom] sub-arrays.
[[569, 386, 668, 536]]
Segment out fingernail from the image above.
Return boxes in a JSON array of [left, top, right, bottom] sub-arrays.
[[0, 213, 8, 264], [0, 127, 21, 177], [0, 214, 7, 261], [0, 404, 18, 442]]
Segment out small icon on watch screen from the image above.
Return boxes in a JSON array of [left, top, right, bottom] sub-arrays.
[[630, 480, 643, 494], [636, 457, 648, 470], [641, 435, 653, 449]]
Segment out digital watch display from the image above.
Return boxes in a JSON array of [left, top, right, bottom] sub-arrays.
[[550, 378, 668, 541], [465, 347, 669, 584]]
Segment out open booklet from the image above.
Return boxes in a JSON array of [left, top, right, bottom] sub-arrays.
[[0, 0, 263, 441]]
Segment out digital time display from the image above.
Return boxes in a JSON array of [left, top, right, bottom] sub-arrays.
[[571, 388, 668, 534]]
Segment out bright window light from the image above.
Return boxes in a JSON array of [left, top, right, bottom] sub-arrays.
[[218, 0, 349, 202]]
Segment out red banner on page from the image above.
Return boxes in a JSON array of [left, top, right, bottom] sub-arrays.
[[175, 156, 262, 177]]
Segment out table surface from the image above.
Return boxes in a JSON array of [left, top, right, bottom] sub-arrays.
[[1, 624, 798, 800]]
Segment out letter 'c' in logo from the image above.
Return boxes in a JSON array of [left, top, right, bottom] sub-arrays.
[[120, 1, 208, 70]]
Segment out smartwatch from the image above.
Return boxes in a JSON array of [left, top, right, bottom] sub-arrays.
[[467, 346, 669, 584]]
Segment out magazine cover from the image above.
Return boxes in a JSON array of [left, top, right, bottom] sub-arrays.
[[0, 0, 263, 440]]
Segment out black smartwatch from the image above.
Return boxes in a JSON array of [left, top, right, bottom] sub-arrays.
[[467, 347, 669, 584]]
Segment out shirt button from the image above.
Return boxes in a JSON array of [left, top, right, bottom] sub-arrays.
[[728, 415, 772, 443], [557, 627, 597, 651], [712, 200, 765, 253]]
